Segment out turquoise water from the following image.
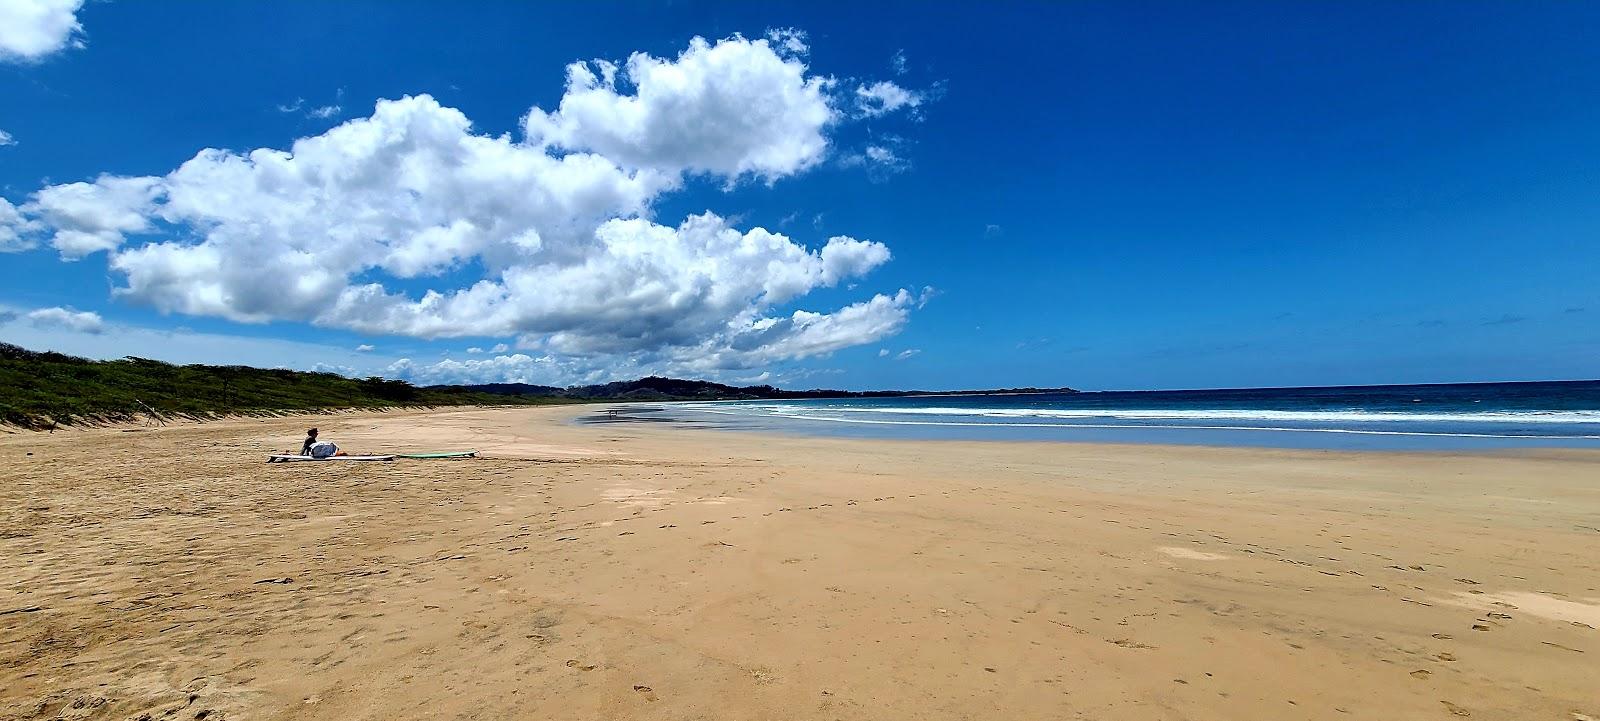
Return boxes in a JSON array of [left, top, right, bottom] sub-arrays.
[[584, 381, 1600, 450]]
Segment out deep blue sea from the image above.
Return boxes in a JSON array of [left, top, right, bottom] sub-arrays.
[[586, 381, 1600, 450]]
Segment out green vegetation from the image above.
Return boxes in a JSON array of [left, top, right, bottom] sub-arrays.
[[0, 341, 1078, 429], [446, 378, 1078, 401], [0, 343, 571, 428]]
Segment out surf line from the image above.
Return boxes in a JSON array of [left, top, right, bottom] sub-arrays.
[[688, 407, 1600, 440]]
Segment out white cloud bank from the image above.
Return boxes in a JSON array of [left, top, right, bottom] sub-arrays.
[[0, 308, 393, 374], [1, 33, 933, 383], [24, 306, 104, 334], [0, 0, 84, 63]]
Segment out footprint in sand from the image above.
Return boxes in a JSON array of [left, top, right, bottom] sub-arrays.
[[1540, 641, 1584, 653], [1108, 638, 1155, 649], [565, 660, 597, 671], [632, 685, 658, 702]]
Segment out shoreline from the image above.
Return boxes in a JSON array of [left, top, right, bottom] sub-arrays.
[[27, 401, 1600, 458], [586, 401, 1600, 453], [3, 405, 1597, 720]]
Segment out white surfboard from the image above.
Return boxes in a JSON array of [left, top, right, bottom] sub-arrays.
[[267, 454, 396, 463]]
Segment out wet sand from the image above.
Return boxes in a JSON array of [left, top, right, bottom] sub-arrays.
[[2, 405, 1597, 720]]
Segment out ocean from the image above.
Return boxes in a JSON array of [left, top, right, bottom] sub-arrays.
[[588, 380, 1600, 450]]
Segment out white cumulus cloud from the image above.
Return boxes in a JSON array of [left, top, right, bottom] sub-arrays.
[[386, 353, 573, 386], [524, 34, 835, 183], [0, 0, 84, 63], [0, 129, 14, 146], [98, 94, 668, 323], [25, 306, 104, 334], [25, 175, 163, 259], [5, 33, 925, 383], [386, 289, 921, 386]]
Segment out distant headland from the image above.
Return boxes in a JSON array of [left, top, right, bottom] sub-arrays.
[[0, 343, 1074, 429]]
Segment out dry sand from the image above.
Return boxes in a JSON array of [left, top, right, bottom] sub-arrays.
[[2, 406, 1597, 720]]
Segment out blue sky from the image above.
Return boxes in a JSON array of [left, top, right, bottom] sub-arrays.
[[1, 1, 1596, 390]]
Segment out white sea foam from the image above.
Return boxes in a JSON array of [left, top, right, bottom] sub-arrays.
[[679, 403, 1600, 439], [715, 405, 1600, 425], [753, 411, 1600, 439]]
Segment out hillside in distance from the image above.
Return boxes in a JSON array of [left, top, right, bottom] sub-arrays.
[[435, 377, 1078, 401], [0, 342, 1075, 428], [0, 343, 569, 428]]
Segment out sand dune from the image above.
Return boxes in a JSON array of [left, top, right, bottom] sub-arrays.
[[2, 406, 1597, 720]]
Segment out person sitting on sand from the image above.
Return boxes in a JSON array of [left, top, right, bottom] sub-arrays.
[[296, 428, 350, 459]]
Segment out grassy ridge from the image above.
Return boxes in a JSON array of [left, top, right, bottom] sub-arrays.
[[1, 342, 1080, 429], [0, 343, 569, 428]]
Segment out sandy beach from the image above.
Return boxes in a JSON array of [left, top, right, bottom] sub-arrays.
[[2, 405, 1597, 720]]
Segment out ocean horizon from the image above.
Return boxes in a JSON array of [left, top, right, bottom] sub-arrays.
[[589, 379, 1600, 451]]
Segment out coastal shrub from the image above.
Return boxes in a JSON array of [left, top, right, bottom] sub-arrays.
[[0, 342, 567, 429]]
